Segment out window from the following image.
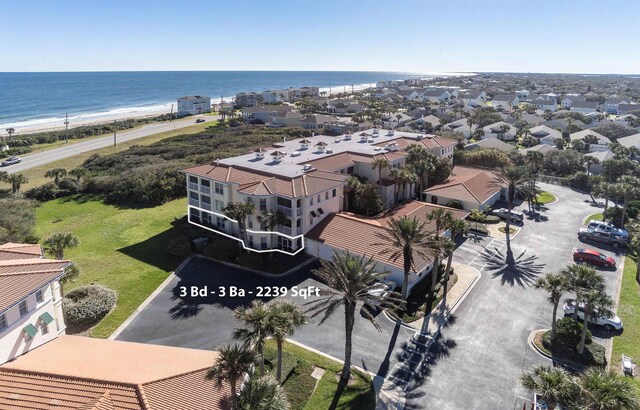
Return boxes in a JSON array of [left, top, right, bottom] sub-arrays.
[[189, 176, 198, 184], [249, 235, 254, 248], [347, 166, 354, 174], [40, 321, 49, 335], [202, 212, 212, 225], [215, 182, 224, 195], [259, 198, 267, 211], [215, 199, 224, 212], [261, 237, 268, 250], [310, 197, 314, 206], [325, 192, 329, 200], [36, 290, 44, 303], [0, 314, 6, 331], [317, 194, 321, 203], [310, 210, 318, 218], [19, 300, 28, 316], [332, 188, 337, 197], [201, 195, 211, 205], [318, 208, 324, 215], [309, 215, 314, 225], [216, 217, 226, 229], [248, 216, 253, 229], [189, 191, 199, 200], [201, 179, 210, 188]]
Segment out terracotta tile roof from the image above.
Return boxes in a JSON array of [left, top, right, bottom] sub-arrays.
[[424, 166, 501, 205], [0, 336, 231, 410], [183, 163, 345, 198], [0, 242, 43, 260], [306, 201, 469, 272], [373, 135, 457, 151], [0, 252, 71, 313]]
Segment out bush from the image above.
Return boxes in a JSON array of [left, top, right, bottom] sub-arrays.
[[569, 171, 590, 191], [62, 284, 117, 326], [0, 199, 37, 243], [484, 215, 501, 223], [25, 182, 61, 201], [468, 221, 489, 235], [603, 207, 626, 227], [264, 347, 298, 381], [445, 200, 463, 209], [468, 210, 487, 222], [554, 317, 591, 350]]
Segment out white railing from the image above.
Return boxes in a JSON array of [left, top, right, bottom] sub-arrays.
[[277, 205, 302, 216], [189, 198, 199, 206], [200, 186, 211, 195], [200, 202, 212, 211], [278, 226, 292, 235], [188, 182, 199, 191]]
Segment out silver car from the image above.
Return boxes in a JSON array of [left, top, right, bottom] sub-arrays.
[[491, 208, 524, 222], [577, 227, 627, 248], [1, 156, 21, 166]]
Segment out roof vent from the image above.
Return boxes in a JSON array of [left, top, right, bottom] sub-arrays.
[[374, 147, 382, 151], [325, 148, 333, 154], [416, 135, 424, 140], [303, 164, 313, 172], [385, 142, 399, 151], [344, 134, 352, 140], [368, 138, 374, 143], [335, 136, 342, 143], [290, 151, 301, 157]]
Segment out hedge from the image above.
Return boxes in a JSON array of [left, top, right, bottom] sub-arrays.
[[63, 284, 117, 326]]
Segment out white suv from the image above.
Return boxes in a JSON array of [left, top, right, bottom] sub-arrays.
[[563, 299, 623, 331]]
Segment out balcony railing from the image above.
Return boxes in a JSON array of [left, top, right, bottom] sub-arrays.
[[189, 198, 199, 206], [200, 202, 212, 211], [278, 226, 292, 235], [188, 182, 199, 191], [200, 186, 211, 195], [296, 227, 303, 235], [277, 205, 303, 217]]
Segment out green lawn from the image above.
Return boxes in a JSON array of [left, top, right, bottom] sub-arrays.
[[611, 256, 640, 392], [264, 340, 375, 410], [584, 213, 603, 225], [34, 196, 186, 338], [498, 226, 517, 234], [536, 191, 557, 204]]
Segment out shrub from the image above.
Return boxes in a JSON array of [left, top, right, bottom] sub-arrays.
[[468, 210, 487, 222], [445, 200, 463, 209], [554, 317, 592, 350], [0, 199, 37, 243], [25, 182, 61, 201], [484, 215, 501, 223], [603, 207, 626, 227], [468, 221, 489, 235], [63, 284, 117, 326], [569, 171, 590, 191]]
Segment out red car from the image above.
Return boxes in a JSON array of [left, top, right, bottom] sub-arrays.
[[572, 248, 616, 268]]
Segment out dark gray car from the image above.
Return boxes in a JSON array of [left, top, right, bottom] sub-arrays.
[[577, 227, 627, 248]]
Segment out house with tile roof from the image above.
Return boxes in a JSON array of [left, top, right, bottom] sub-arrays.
[[0, 335, 232, 410], [305, 201, 469, 291], [182, 129, 457, 254], [0, 243, 71, 365], [423, 166, 505, 211]]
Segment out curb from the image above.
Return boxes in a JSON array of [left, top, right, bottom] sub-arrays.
[[528, 329, 588, 372], [193, 253, 316, 278], [285, 338, 375, 378], [606, 255, 626, 371]]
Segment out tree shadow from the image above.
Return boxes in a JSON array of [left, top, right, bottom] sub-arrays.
[[374, 320, 402, 377], [481, 246, 544, 287]]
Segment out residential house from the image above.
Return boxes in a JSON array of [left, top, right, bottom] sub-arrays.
[[177, 96, 211, 116], [615, 114, 638, 124], [270, 110, 304, 127], [299, 114, 341, 130], [616, 133, 640, 152], [529, 99, 557, 112], [570, 100, 599, 115], [413, 114, 441, 130], [561, 96, 586, 110], [459, 89, 487, 107], [326, 99, 364, 114], [527, 125, 563, 146], [519, 144, 556, 155], [491, 94, 519, 111], [617, 103, 639, 116], [542, 118, 586, 133], [520, 113, 546, 127], [235, 92, 263, 108], [407, 107, 428, 119], [515, 90, 530, 100], [604, 97, 632, 114], [423, 166, 505, 210], [262, 89, 290, 103], [569, 129, 611, 152], [423, 89, 451, 103], [443, 118, 476, 139], [464, 138, 515, 152], [182, 129, 457, 253], [585, 150, 615, 175], [384, 112, 412, 128], [305, 202, 469, 292], [0, 243, 70, 365], [242, 105, 294, 124], [0, 335, 232, 409], [482, 121, 517, 141]]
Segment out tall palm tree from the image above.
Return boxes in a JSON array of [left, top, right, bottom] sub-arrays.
[[425, 209, 454, 313], [371, 157, 390, 197], [45, 167, 68, 186], [269, 300, 306, 382], [206, 343, 255, 406], [7, 173, 28, 196], [492, 165, 530, 261], [612, 175, 640, 228], [391, 167, 417, 203], [233, 300, 271, 376], [406, 145, 437, 198], [579, 369, 640, 410], [584, 156, 600, 177], [306, 252, 402, 383], [343, 176, 362, 211], [374, 216, 434, 299], [577, 288, 613, 354], [534, 272, 569, 341], [43, 232, 79, 259], [520, 365, 578, 410], [224, 201, 256, 246], [236, 375, 290, 410], [440, 218, 468, 309]]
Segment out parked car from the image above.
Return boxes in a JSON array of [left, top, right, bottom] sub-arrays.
[[366, 280, 396, 309], [586, 220, 628, 237], [1, 156, 21, 166], [577, 228, 627, 248], [572, 248, 616, 268], [195, 118, 205, 123], [491, 208, 524, 222], [563, 299, 623, 331]]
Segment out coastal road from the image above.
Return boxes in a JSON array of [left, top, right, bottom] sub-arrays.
[[3, 115, 218, 174]]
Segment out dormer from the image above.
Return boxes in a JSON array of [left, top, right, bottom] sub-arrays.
[[254, 147, 267, 159], [299, 138, 312, 150], [270, 150, 287, 162], [315, 141, 328, 153]]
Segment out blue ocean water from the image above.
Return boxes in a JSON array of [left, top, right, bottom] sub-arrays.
[[0, 71, 425, 129]]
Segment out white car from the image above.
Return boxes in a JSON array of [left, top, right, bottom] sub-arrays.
[[491, 208, 524, 222], [586, 220, 628, 237], [563, 299, 623, 331], [366, 280, 396, 308]]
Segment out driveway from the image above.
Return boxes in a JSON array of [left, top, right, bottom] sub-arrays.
[[408, 183, 623, 409]]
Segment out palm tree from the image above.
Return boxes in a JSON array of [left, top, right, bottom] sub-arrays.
[[626, 221, 640, 284], [269, 301, 306, 382], [584, 155, 600, 177], [206, 343, 255, 406], [371, 158, 390, 196], [45, 168, 68, 186], [391, 167, 417, 203], [492, 165, 530, 262], [441, 219, 468, 309], [577, 288, 613, 354], [236, 375, 290, 410], [579, 369, 640, 410], [7, 173, 28, 196], [534, 272, 569, 341], [69, 167, 88, 183], [374, 216, 434, 299], [233, 300, 271, 376], [406, 145, 437, 198], [343, 176, 362, 211], [43, 232, 79, 259], [611, 175, 640, 228], [520, 365, 577, 410], [306, 252, 402, 383], [224, 202, 256, 246], [425, 209, 454, 313]]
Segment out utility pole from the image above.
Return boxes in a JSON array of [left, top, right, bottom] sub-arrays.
[[64, 113, 69, 143], [113, 119, 117, 147]]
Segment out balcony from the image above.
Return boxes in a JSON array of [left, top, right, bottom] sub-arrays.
[[189, 198, 199, 206], [200, 202, 212, 211], [277, 205, 303, 217], [188, 182, 199, 191], [277, 226, 303, 236], [200, 186, 211, 195]]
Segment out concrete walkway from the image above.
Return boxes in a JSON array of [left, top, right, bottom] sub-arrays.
[[374, 262, 481, 409]]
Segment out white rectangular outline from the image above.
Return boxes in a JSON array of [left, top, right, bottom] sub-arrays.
[[188, 205, 305, 256]]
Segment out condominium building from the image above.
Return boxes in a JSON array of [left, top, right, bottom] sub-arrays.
[[182, 129, 456, 254], [177, 95, 212, 116]]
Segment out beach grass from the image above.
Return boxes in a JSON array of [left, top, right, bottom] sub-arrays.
[[17, 122, 212, 191], [34, 196, 186, 338]]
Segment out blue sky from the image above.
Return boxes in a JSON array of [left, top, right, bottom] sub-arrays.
[[1, 0, 638, 74]]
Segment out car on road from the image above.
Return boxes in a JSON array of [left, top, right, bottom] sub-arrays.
[[587, 220, 628, 237], [491, 208, 524, 223], [572, 248, 616, 268], [195, 118, 205, 123], [563, 299, 623, 331], [1, 156, 21, 166], [577, 227, 627, 248]]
